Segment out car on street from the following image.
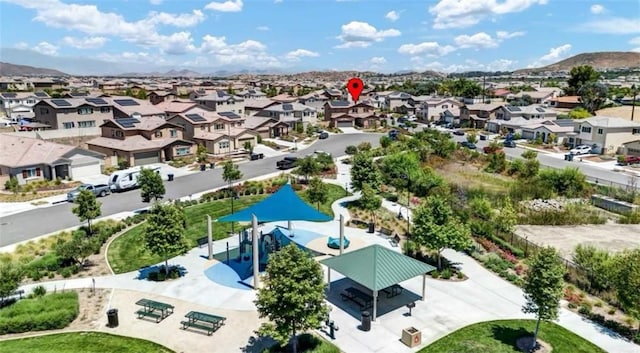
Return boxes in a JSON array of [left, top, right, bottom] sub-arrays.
[[388, 129, 399, 140], [250, 152, 264, 160], [276, 156, 298, 169], [67, 183, 111, 202], [459, 141, 477, 149], [503, 140, 517, 148], [453, 129, 465, 136], [570, 145, 592, 155], [319, 131, 329, 139]]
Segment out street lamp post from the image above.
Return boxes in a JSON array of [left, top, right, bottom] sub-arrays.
[[293, 137, 298, 150], [402, 172, 411, 237], [632, 84, 637, 122]]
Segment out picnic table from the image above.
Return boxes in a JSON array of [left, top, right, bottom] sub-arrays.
[[382, 284, 403, 298], [341, 287, 375, 309], [135, 298, 174, 323], [181, 311, 226, 336]]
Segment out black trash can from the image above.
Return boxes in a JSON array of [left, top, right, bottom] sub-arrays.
[[210, 162, 215, 169], [167, 173, 174, 181], [361, 311, 371, 331], [200, 164, 206, 171], [564, 154, 569, 161], [567, 153, 574, 161], [367, 222, 375, 234], [107, 308, 119, 328]]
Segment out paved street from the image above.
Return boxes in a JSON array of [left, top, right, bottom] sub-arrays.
[[0, 133, 382, 246]]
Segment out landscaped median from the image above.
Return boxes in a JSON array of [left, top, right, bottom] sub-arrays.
[[0, 332, 174, 353], [107, 182, 348, 274], [418, 319, 606, 353]]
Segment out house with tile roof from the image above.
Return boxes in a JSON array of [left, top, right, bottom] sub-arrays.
[[323, 101, 380, 128], [0, 134, 105, 185], [570, 116, 640, 154], [193, 90, 245, 115], [0, 91, 50, 121], [33, 97, 115, 130], [254, 102, 317, 127], [87, 116, 195, 166]]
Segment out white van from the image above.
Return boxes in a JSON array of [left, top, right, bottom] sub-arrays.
[[109, 166, 161, 192]]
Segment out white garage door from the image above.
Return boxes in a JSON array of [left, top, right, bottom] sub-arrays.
[[71, 162, 101, 179], [337, 120, 353, 128]]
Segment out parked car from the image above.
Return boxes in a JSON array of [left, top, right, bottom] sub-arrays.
[[319, 131, 329, 139], [250, 152, 264, 161], [388, 129, 399, 140], [276, 156, 298, 169], [618, 155, 640, 165], [453, 129, 465, 136], [570, 145, 592, 155], [459, 141, 477, 150], [503, 140, 517, 148], [67, 183, 111, 202]]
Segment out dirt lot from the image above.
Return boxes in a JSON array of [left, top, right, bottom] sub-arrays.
[[596, 106, 637, 121], [515, 224, 640, 258]]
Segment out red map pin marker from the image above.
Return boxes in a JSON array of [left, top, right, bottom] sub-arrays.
[[347, 77, 364, 103]]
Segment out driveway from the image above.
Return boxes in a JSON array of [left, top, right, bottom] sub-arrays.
[[339, 127, 363, 134]]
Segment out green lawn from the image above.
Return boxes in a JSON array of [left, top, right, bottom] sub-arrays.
[[299, 184, 348, 217], [0, 332, 174, 353], [418, 320, 606, 353], [108, 185, 348, 274], [263, 333, 340, 353]]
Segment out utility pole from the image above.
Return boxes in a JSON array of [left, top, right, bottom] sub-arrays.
[[632, 84, 637, 122], [482, 75, 486, 103]]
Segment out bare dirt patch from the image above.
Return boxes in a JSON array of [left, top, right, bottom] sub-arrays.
[[516, 336, 552, 353], [596, 106, 637, 121]]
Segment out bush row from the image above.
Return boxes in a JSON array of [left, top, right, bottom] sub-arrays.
[[0, 292, 79, 334], [578, 306, 640, 343]]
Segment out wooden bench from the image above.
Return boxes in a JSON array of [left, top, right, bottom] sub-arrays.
[[379, 227, 393, 236], [197, 236, 208, 248], [341, 287, 374, 309], [137, 309, 162, 323]]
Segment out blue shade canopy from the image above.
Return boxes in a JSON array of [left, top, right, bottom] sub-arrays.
[[217, 183, 333, 223]]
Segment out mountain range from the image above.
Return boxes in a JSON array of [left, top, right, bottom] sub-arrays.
[[1, 50, 639, 78]]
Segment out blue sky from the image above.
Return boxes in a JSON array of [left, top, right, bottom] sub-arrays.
[[1, 0, 639, 75]]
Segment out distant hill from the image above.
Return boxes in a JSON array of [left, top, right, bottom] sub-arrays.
[[515, 52, 640, 74], [117, 69, 203, 77], [0, 62, 68, 76]]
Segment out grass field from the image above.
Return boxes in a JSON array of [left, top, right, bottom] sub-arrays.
[[0, 292, 79, 335], [108, 184, 347, 274], [418, 320, 606, 353], [0, 332, 174, 353]]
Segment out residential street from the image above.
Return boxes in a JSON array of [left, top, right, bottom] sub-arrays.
[[0, 133, 381, 246]]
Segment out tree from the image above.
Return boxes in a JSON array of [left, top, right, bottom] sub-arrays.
[[72, 190, 101, 234], [522, 246, 565, 352], [139, 167, 165, 202], [573, 244, 613, 292], [54, 230, 95, 267], [306, 177, 328, 210], [315, 153, 334, 172], [578, 82, 608, 114], [143, 203, 189, 274], [350, 153, 380, 191], [412, 195, 471, 269], [568, 107, 592, 119], [0, 261, 23, 301], [136, 89, 148, 100], [255, 244, 328, 353], [380, 135, 392, 149], [243, 140, 254, 154], [296, 156, 319, 182], [611, 249, 640, 328], [222, 160, 242, 186], [494, 197, 517, 234], [359, 183, 382, 225], [466, 132, 478, 144], [567, 65, 601, 95], [196, 144, 208, 164]]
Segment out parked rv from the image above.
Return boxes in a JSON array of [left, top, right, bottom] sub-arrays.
[[108, 166, 161, 192]]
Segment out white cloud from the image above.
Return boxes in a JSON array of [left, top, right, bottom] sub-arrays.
[[398, 41, 456, 57], [530, 44, 572, 67], [496, 30, 525, 39], [410, 57, 517, 73], [256, 26, 270, 31], [590, 4, 605, 14], [336, 21, 401, 48], [33, 41, 58, 56], [370, 56, 387, 64], [198, 35, 281, 68], [429, 0, 548, 29], [62, 36, 109, 49], [385, 10, 400, 22], [157, 32, 197, 55], [580, 17, 640, 34], [149, 0, 162, 4], [454, 32, 499, 49], [285, 49, 319, 61], [13, 42, 30, 50], [204, 0, 243, 12], [146, 10, 205, 27]]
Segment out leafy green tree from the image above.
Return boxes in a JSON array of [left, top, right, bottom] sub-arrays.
[[572, 244, 613, 292], [412, 195, 471, 269], [306, 177, 328, 210], [567, 65, 601, 95], [222, 160, 242, 186], [611, 249, 640, 328], [466, 132, 478, 144], [357, 142, 372, 151], [306, 124, 315, 137], [314, 153, 334, 172], [196, 144, 208, 163], [243, 140, 254, 154], [255, 244, 328, 353], [359, 183, 382, 225], [380, 135, 392, 149], [350, 153, 380, 191], [522, 246, 565, 352], [54, 231, 95, 267], [296, 156, 319, 182], [143, 203, 189, 274], [578, 82, 608, 113], [139, 167, 165, 202], [72, 190, 101, 234], [468, 195, 493, 221], [568, 107, 592, 119], [379, 152, 420, 190], [494, 197, 517, 234], [4, 177, 19, 194], [0, 262, 24, 301], [136, 89, 147, 100]]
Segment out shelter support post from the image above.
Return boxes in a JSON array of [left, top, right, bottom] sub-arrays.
[[372, 290, 378, 322], [288, 220, 292, 231], [327, 268, 331, 292], [339, 215, 344, 255], [252, 214, 259, 289], [207, 215, 213, 260], [422, 274, 426, 301]]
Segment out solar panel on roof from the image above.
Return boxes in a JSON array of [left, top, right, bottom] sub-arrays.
[[51, 99, 72, 107], [34, 92, 48, 97], [185, 113, 206, 122], [114, 117, 140, 128], [218, 111, 240, 119], [332, 100, 350, 107], [86, 98, 108, 105], [2, 93, 17, 98], [506, 106, 521, 112], [282, 103, 293, 111], [536, 107, 545, 112], [114, 99, 140, 106]]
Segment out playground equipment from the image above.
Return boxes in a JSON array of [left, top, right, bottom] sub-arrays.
[[327, 236, 350, 249]]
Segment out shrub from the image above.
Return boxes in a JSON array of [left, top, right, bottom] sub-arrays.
[[0, 292, 79, 334], [430, 270, 440, 278], [345, 145, 358, 155], [456, 272, 465, 279], [440, 268, 452, 279], [32, 286, 47, 297], [568, 302, 577, 309], [578, 305, 591, 316], [607, 309, 616, 315]]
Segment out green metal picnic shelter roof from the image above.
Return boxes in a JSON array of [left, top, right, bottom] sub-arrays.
[[320, 244, 436, 291]]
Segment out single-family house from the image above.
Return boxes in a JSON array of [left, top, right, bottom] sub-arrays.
[[622, 140, 640, 156], [519, 120, 575, 144], [243, 116, 291, 138], [0, 91, 50, 121], [194, 90, 245, 114], [154, 100, 199, 116], [323, 101, 380, 128], [167, 108, 245, 141], [416, 97, 462, 123], [108, 97, 166, 119], [385, 92, 414, 113], [87, 116, 195, 166], [236, 88, 267, 100], [459, 103, 503, 129], [148, 90, 178, 105], [254, 102, 317, 127], [297, 90, 330, 110], [33, 97, 115, 130], [548, 96, 581, 110], [0, 134, 105, 185], [508, 90, 558, 104], [244, 99, 279, 116], [569, 116, 640, 154]]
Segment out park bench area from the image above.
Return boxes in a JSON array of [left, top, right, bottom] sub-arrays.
[[181, 311, 226, 336], [382, 284, 403, 298], [135, 298, 175, 323], [341, 287, 375, 310]]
